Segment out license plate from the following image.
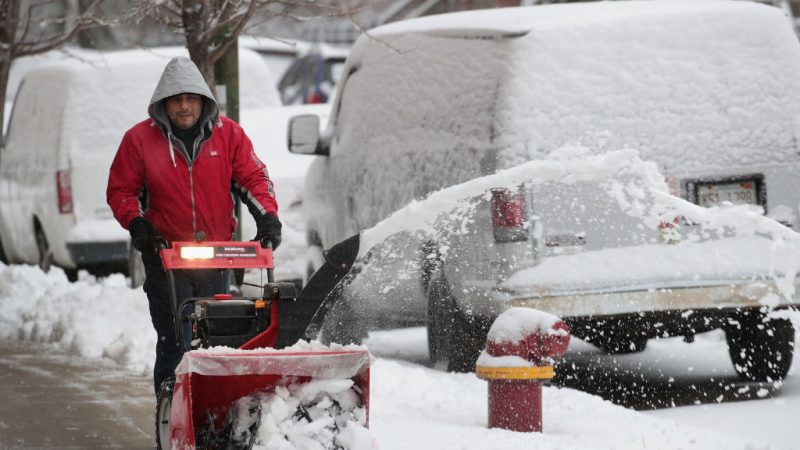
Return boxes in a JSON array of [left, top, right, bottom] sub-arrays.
[[696, 179, 759, 207]]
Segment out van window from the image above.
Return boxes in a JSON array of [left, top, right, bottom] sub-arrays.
[[333, 35, 507, 155]]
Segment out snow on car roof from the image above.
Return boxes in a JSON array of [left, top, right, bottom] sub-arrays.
[[371, 0, 783, 38], [337, 0, 800, 190]]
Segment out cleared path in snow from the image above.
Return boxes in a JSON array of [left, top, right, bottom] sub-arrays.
[[0, 340, 154, 449]]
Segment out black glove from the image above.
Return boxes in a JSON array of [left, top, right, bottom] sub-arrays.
[[129, 217, 162, 254], [254, 213, 282, 250]]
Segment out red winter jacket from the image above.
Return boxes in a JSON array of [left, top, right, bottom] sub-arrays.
[[107, 115, 278, 243]]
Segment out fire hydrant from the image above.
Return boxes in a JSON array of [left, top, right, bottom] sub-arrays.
[[475, 307, 570, 432]]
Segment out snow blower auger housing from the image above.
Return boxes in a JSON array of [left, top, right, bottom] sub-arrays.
[[154, 241, 371, 450]]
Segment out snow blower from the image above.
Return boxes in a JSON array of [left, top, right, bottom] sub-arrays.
[[153, 241, 371, 450]]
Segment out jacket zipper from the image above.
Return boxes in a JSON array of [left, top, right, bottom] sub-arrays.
[[188, 165, 197, 236], [172, 133, 198, 238]]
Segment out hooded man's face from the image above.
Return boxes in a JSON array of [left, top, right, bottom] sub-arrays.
[[165, 93, 202, 130]]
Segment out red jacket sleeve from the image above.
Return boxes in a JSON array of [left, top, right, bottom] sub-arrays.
[[230, 123, 279, 219], [107, 130, 145, 230]]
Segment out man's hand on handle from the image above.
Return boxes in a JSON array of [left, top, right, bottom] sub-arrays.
[[129, 217, 164, 254], [254, 213, 282, 250]]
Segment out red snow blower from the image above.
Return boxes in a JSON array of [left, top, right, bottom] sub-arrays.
[[154, 241, 371, 450]]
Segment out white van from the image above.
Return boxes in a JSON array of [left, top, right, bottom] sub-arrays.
[[290, 1, 800, 378], [0, 47, 280, 279]]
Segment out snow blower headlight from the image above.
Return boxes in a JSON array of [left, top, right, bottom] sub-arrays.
[[180, 246, 215, 259]]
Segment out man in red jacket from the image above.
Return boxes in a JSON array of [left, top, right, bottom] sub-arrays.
[[107, 56, 281, 395]]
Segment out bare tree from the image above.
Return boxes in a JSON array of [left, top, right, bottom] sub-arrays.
[[0, 0, 102, 148], [132, 0, 365, 94]]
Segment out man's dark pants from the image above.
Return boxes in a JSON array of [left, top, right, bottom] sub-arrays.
[[141, 251, 229, 396]]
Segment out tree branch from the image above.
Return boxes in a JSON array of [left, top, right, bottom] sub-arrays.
[[14, 0, 103, 58]]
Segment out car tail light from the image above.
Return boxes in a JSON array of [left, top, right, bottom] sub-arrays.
[[305, 90, 326, 104], [491, 188, 528, 242], [56, 170, 73, 214]]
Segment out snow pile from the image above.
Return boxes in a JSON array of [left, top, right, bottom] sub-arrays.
[[369, 358, 763, 450], [0, 264, 155, 374], [234, 379, 375, 450]]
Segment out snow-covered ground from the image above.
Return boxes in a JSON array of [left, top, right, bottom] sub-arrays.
[[0, 263, 796, 449]]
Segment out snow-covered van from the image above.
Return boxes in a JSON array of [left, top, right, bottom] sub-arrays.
[[289, 1, 800, 378], [0, 47, 280, 279]]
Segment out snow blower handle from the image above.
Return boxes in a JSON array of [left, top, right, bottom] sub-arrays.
[[261, 239, 274, 283], [153, 237, 170, 253]]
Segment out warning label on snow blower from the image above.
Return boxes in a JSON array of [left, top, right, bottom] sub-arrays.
[[214, 246, 257, 258]]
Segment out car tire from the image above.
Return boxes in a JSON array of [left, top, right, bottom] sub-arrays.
[[427, 271, 456, 370], [129, 246, 145, 288], [155, 377, 175, 450], [725, 315, 795, 382], [426, 270, 488, 373], [34, 224, 53, 273]]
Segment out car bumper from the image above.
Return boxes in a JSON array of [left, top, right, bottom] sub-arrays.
[[488, 279, 799, 319], [66, 241, 128, 266]]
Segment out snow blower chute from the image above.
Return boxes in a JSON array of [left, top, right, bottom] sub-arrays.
[[154, 241, 370, 450]]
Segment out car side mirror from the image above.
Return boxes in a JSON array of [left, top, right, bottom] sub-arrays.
[[287, 115, 325, 155]]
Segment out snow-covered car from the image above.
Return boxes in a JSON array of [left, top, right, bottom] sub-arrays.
[[288, 1, 800, 378], [0, 47, 281, 280], [277, 42, 349, 105], [238, 36, 302, 86]]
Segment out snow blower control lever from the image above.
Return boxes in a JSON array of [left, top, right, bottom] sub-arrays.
[[157, 240, 297, 352]]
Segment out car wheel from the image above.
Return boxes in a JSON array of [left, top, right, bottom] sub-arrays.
[[426, 270, 488, 373], [427, 271, 456, 370], [129, 246, 145, 288], [35, 225, 53, 272], [155, 378, 175, 450], [725, 315, 795, 382]]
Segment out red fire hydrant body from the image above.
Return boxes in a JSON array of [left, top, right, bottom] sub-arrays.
[[475, 308, 570, 432]]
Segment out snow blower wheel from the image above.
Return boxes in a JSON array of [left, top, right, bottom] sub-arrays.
[[155, 378, 175, 450]]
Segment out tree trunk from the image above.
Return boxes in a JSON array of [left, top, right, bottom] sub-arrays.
[[182, 0, 217, 95], [188, 44, 217, 95]]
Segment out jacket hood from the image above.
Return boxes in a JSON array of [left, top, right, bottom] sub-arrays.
[[148, 57, 219, 133]]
